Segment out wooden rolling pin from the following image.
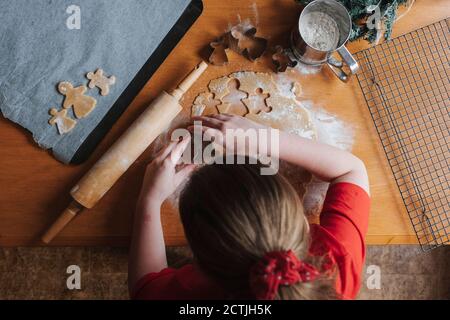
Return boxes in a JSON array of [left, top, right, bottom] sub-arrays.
[[42, 61, 208, 243]]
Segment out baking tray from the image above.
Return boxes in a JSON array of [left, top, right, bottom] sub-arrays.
[[71, 0, 203, 164]]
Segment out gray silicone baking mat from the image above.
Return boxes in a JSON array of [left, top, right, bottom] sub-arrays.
[[0, 0, 200, 164]]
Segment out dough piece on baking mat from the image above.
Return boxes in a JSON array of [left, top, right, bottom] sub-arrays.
[[242, 88, 271, 115], [48, 108, 77, 135], [58, 82, 97, 119], [192, 92, 221, 116], [218, 78, 248, 116], [86, 69, 116, 96]]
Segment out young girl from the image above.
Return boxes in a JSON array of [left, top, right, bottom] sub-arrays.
[[128, 114, 370, 300]]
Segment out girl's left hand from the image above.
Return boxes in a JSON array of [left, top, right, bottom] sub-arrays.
[[138, 137, 196, 210], [190, 114, 269, 157]]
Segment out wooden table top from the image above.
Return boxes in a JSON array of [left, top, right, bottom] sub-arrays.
[[1, 0, 448, 246]]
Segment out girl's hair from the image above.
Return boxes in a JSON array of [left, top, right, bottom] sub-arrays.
[[179, 161, 337, 300]]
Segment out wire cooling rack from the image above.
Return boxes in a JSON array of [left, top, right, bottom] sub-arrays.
[[355, 19, 449, 251]]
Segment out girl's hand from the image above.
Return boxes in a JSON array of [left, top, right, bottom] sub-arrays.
[[138, 137, 196, 210], [190, 114, 273, 157]]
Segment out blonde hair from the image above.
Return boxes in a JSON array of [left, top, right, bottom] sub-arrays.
[[179, 161, 337, 299]]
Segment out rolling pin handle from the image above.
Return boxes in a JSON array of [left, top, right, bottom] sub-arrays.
[[171, 61, 208, 99], [41, 200, 83, 244]]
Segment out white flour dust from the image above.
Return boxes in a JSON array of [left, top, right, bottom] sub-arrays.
[[270, 74, 354, 215], [273, 72, 354, 151], [230, 4, 259, 29], [295, 62, 322, 75], [300, 11, 340, 51], [302, 101, 354, 151]]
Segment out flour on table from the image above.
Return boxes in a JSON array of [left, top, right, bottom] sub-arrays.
[[295, 62, 322, 75], [302, 101, 354, 151]]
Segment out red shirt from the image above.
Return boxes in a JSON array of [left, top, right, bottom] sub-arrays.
[[132, 182, 370, 300]]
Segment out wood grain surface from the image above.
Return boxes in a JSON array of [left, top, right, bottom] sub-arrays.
[[0, 0, 448, 246]]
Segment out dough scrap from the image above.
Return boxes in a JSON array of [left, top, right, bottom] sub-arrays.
[[192, 92, 221, 116], [58, 81, 97, 119], [86, 69, 116, 96], [48, 107, 77, 135]]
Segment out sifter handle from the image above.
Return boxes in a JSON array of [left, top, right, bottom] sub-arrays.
[[327, 46, 359, 82]]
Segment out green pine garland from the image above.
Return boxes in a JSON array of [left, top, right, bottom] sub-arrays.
[[295, 0, 409, 42]]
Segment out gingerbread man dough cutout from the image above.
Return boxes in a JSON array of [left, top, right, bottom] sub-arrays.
[[242, 88, 271, 115], [48, 108, 77, 135], [86, 69, 116, 96], [58, 82, 97, 119]]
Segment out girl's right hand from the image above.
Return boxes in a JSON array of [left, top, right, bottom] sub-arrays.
[[138, 137, 195, 210]]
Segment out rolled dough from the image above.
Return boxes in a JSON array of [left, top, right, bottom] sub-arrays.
[[193, 71, 317, 140]]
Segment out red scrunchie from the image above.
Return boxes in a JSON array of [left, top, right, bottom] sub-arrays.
[[249, 250, 320, 300]]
